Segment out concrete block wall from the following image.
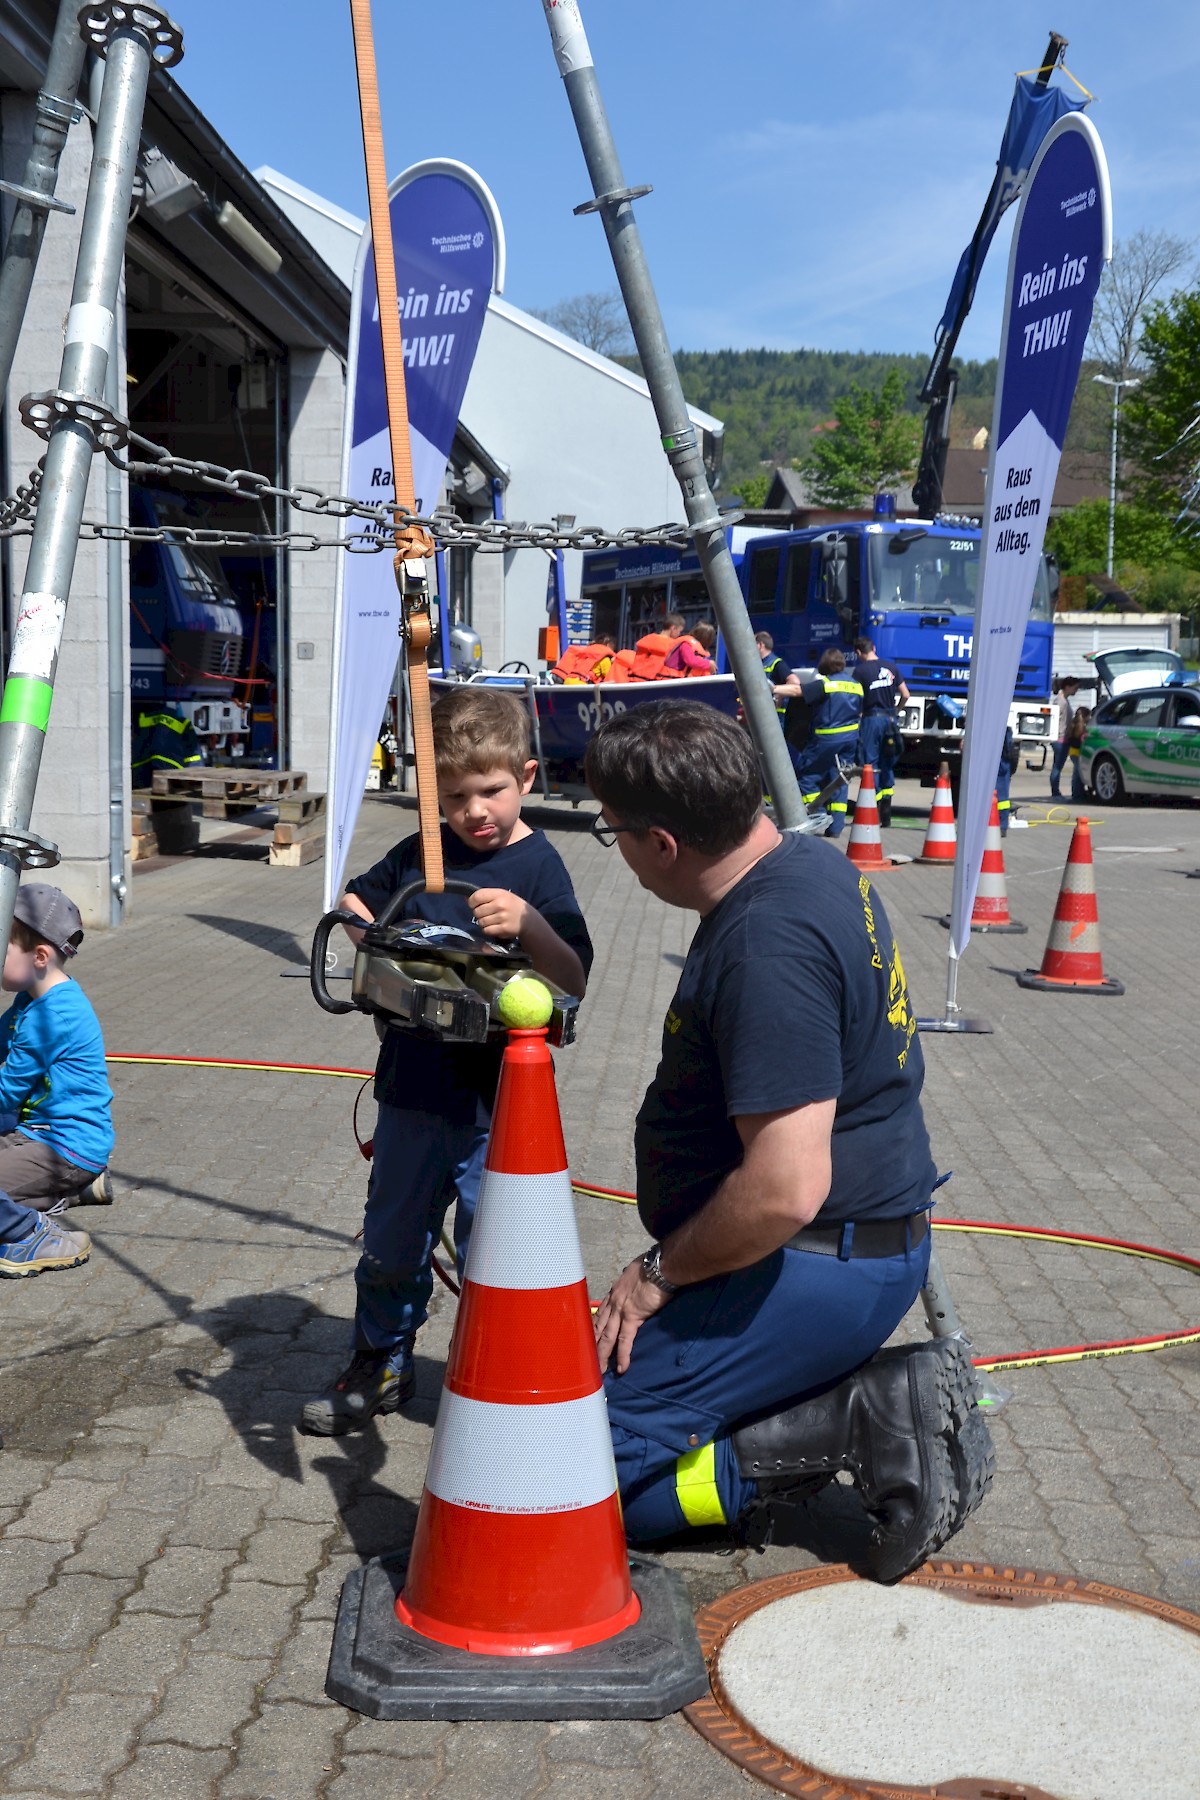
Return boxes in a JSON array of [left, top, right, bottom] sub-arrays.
[[1, 94, 126, 927], [286, 346, 345, 792]]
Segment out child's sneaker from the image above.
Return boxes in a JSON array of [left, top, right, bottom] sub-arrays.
[[0, 1215, 90, 1277], [78, 1170, 114, 1206], [300, 1345, 414, 1436]]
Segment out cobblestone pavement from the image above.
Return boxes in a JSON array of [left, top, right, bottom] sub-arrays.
[[3, 769, 1200, 1797]]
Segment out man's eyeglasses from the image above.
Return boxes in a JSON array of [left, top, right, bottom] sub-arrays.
[[590, 814, 638, 848]]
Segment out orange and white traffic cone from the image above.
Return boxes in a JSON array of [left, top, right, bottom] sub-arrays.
[[845, 765, 898, 870], [397, 1028, 635, 1657], [917, 767, 957, 865], [326, 1025, 707, 1719], [940, 795, 1026, 933], [1017, 817, 1124, 994]]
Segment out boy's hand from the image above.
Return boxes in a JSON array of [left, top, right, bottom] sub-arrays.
[[470, 888, 530, 942]]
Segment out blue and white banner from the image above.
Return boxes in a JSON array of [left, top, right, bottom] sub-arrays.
[[950, 115, 1110, 959], [324, 161, 504, 909]]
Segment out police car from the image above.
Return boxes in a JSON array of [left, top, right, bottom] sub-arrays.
[[1082, 649, 1200, 803]]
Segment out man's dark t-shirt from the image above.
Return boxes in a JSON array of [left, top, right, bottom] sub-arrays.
[[347, 824, 593, 1122], [635, 833, 935, 1238], [856, 656, 902, 714]]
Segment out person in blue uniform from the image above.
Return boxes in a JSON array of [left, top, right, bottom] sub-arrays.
[[585, 700, 992, 1582], [853, 636, 909, 828], [784, 648, 862, 835]]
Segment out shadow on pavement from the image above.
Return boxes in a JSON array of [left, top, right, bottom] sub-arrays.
[[186, 911, 309, 964]]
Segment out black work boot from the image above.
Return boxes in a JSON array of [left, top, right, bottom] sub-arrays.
[[733, 1337, 993, 1583], [300, 1342, 415, 1436], [878, 796, 893, 828]]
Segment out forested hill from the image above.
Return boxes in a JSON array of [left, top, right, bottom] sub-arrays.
[[633, 346, 999, 495]]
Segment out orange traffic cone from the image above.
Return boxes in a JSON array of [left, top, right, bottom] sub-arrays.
[[845, 765, 898, 870], [1017, 818, 1124, 994], [940, 795, 1025, 933], [326, 1026, 707, 1719], [397, 1028, 636, 1656], [918, 768, 957, 864]]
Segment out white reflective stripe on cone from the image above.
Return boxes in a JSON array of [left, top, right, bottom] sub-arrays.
[[426, 1388, 618, 1513], [1047, 917, 1102, 953], [462, 1168, 584, 1291]]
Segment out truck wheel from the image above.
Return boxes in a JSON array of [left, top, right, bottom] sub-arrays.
[[1091, 754, 1125, 804]]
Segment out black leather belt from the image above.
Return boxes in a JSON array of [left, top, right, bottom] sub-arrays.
[[786, 1212, 929, 1259]]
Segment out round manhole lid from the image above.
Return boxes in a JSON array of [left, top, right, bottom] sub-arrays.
[[685, 1561, 1200, 1800]]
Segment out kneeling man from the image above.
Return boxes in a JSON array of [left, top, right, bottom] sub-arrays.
[[585, 701, 992, 1580]]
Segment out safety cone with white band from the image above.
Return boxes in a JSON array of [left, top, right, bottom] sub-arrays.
[[1017, 817, 1124, 995], [397, 1027, 637, 1655], [918, 768, 957, 865], [845, 765, 899, 870], [941, 794, 1025, 933], [325, 1021, 708, 1718]]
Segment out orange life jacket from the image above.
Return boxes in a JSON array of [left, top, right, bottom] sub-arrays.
[[551, 643, 614, 684], [630, 631, 678, 681], [607, 649, 635, 683]]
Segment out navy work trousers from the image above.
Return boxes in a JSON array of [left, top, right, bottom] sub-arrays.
[[858, 712, 897, 803], [354, 1102, 488, 1363], [604, 1231, 931, 1543], [792, 740, 854, 836]]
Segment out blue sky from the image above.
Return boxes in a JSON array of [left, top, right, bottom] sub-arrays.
[[171, 1, 1198, 364]]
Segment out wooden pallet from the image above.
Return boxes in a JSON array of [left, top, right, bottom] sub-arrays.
[[269, 835, 324, 868], [151, 769, 308, 803], [270, 790, 326, 868]]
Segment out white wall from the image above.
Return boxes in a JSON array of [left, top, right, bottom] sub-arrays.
[[287, 347, 346, 789]]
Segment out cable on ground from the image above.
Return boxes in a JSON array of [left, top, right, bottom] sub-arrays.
[[106, 1053, 1200, 1375]]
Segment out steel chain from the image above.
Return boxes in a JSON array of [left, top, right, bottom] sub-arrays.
[[0, 425, 698, 552]]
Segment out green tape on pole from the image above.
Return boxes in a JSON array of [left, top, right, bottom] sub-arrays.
[[0, 676, 52, 731]]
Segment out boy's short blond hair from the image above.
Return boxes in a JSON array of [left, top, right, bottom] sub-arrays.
[[432, 685, 532, 783]]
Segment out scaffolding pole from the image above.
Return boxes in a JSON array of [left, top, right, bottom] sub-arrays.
[[538, 0, 999, 1399], [0, 0, 89, 401], [0, 5, 182, 942], [537, 0, 804, 830]]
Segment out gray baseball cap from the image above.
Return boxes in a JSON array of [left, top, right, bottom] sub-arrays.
[[13, 883, 84, 957]]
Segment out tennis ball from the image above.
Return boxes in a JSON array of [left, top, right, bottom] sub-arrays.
[[496, 974, 554, 1030]]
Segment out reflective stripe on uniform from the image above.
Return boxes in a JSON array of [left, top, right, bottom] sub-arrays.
[[675, 1440, 725, 1527], [814, 722, 860, 736]]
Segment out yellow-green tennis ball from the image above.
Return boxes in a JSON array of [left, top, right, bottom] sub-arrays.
[[497, 974, 554, 1029]]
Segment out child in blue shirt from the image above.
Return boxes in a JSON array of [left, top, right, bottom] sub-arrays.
[[0, 883, 114, 1211], [301, 685, 593, 1435]]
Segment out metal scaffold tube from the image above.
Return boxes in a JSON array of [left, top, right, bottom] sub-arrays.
[[0, 0, 89, 401], [537, 0, 804, 830], [0, 5, 183, 943], [538, 0, 999, 1401]]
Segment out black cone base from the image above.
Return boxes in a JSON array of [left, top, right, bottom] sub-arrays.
[[326, 1550, 709, 1720], [938, 914, 1027, 934], [1016, 970, 1125, 996]]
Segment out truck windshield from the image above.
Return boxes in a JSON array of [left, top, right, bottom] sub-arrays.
[[150, 496, 235, 607], [867, 531, 1052, 621]]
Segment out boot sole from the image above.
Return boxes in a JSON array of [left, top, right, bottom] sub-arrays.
[[938, 1337, 996, 1532], [0, 1247, 90, 1277], [299, 1370, 414, 1437]]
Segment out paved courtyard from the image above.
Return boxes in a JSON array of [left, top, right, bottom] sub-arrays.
[[3, 767, 1200, 1796]]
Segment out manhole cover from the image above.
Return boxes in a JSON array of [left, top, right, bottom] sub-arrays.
[[685, 1561, 1200, 1799]]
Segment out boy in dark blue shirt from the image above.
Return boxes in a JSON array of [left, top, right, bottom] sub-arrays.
[[302, 686, 592, 1435]]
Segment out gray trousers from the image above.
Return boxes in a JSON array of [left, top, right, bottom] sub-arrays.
[[0, 1132, 97, 1208]]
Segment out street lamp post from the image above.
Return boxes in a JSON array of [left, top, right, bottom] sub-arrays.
[[1092, 373, 1140, 579]]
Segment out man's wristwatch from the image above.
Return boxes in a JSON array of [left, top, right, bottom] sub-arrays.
[[641, 1243, 679, 1295]]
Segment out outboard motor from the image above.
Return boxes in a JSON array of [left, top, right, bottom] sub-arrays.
[[449, 624, 483, 676]]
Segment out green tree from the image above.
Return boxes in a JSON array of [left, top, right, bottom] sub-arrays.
[[734, 472, 770, 508], [1046, 497, 1196, 576], [801, 369, 921, 509], [1123, 288, 1200, 531]]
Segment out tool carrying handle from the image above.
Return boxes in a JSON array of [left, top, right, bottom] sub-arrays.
[[371, 875, 522, 954], [371, 875, 478, 931], [310, 909, 365, 1015]]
